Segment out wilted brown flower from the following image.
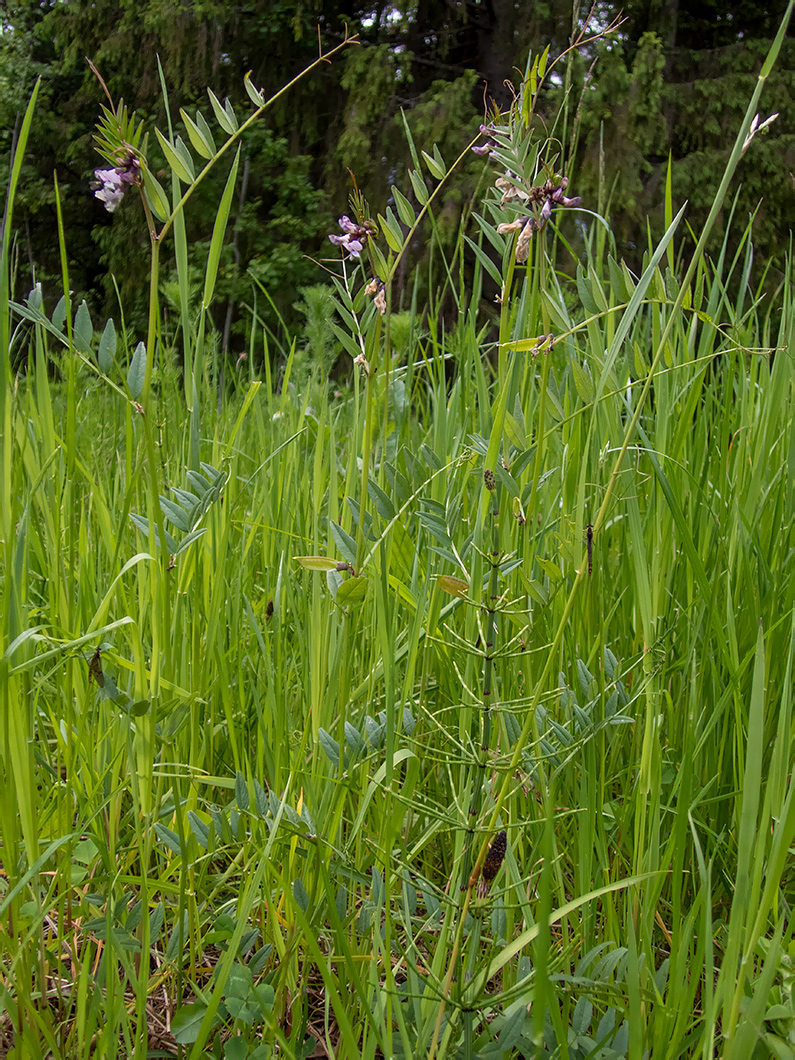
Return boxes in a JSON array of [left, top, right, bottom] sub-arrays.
[[365, 276, 387, 315], [515, 218, 536, 263], [495, 176, 529, 206], [496, 218, 525, 235]]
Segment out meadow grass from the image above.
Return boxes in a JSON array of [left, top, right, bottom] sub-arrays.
[[1, 15, 794, 1060]]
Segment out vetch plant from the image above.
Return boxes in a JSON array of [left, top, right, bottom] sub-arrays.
[[1, 4, 793, 1058]]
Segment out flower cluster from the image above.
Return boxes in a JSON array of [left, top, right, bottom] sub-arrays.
[[494, 176, 581, 262], [92, 150, 141, 213], [472, 122, 582, 261], [328, 215, 376, 259], [529, 176, 581, 219]]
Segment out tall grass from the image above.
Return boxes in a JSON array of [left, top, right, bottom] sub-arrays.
[[1, 9, 794, 1059]]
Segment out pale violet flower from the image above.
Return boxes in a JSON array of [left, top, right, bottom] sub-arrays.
[[328, 215, 376, 259], [92, 151, 140, 213], [93, 169, 126, 212]]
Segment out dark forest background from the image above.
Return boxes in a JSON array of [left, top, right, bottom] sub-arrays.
[[1, 0, 792, 351]]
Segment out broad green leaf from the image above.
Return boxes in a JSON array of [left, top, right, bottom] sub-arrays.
[[52, 295, 67, 331], [174, 528, 208, 556], [576, 265, 600, 316], [538, 44, 550, 79], [129, 512, 179, 554], [392, 185, 415, 226], [127, 341, 146, 398], [537, 557, 563, 583], [171, 487, 201, 511], [141, 166, 170, 221], [293, 879, 310, 913], [378, 210, 403, 253], [318, 728, 341, 765], [244, 72, 265, 107], [180, 108, 214, 159], [199, 460, 224, 484], [186, 470, 211, 496], [336, 577, 368, 606], [173, 135, 196, 180], [98, 318, 116, 372], [27, 282, 43, 312], [608, 254, 629, 301], [172, 1004, 209, 1044], [208, 88, 237, 134], [74, 300, 93, 354], [464, 235, 503, 287], [253, 779, 268, 818], [421, 149, 445, 179], [570, 359, 594, 404], [187, 811, 209, 849], [344, 721, 364, 755], [587, 265, 609, 314], [203, 147, 240, 309], [329, 520, 357, 567], [224, 97, 238, 130], [159, 496, 191, 533], [370, 241, 389, 279], [504, 412, 526, 451], [408, 169, 429, 205], [235, 770, 249, 811], [367, 479, 396, 521], [224, 1036, 248, 1060], [155, 823, 183, 856], [195, 109, 217, 155], [155, 128, 194, 185]]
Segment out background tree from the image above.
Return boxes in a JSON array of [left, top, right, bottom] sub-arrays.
[[1, 0, 791, 355]]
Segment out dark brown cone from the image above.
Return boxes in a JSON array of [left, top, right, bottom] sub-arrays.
[[478, 830, 507, 895]]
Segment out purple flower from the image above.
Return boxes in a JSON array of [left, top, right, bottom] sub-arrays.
[[472, 122, 503, 159], [328, 215, 375, 259], [495, 175, 581, 257], [93, 169, 126, 212], [549, 177, 581, 209], [92, 151, 140, 213]]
